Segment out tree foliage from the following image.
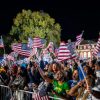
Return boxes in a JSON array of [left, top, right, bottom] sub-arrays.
[[0, 35, 12, 54], [9, 9, 61, 45]]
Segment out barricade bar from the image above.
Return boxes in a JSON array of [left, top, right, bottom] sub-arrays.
[[0, 85, 66, 100]]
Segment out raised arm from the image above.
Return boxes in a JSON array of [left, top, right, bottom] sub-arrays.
[[68, 81, 83, 96], [36, 64, 53, 83]]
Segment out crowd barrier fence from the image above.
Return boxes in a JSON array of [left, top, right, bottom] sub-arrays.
[[0, 85, 65, 100], [0, 85, 12, 100]]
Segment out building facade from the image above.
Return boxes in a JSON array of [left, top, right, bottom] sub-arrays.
[[76, 40, 96, 59]]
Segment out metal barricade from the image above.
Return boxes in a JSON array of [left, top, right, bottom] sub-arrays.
[[16, 90, 33, 100], [0, 85, 12, 100], [0, 85, 65, 100], [17, 90, 65, 100]]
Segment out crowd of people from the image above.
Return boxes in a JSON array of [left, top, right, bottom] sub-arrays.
[[0, 56, 100, 100]]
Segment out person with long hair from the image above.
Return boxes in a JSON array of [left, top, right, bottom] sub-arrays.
[[36, 62, 70, 99]]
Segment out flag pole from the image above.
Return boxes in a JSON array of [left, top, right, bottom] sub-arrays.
[[81, 30, 84, 35], [79, 64, 89, 87], [97, 32, 100, 60]]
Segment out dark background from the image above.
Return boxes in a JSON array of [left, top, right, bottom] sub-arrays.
[[0, 0, 100, 41]]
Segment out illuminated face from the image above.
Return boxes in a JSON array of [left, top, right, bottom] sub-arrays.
[[17, 67, 22, 74], [73, 70, 79, 80], [54, 71, 63, 81], [52, 64, 57, 72], [95, 64, 100, 71], [84, 67, 88, 74]]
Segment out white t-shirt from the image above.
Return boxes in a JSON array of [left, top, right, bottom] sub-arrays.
[[92, 96, 100, 100], [78, 89, 100, 100]]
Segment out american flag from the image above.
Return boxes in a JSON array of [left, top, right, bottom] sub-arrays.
[[41, 39, 46, 44], [32, 92, 49, 100], [57, 42, 71, 62], [12, 43, 30, 57], [47, 42, 54, 53], [33, 37, 43, 48], [48, 42, 54, 53], [71, 53, 77, 60], [0, 36, 4, 48], [7, 53, 15, 61], [27, 37, 33, 48], [93, 36, 100, 55], [31, 47, 38, 56], [42, 42, 54, 56], [75, 33, 83, 46], [67, 42, 75, 54], [67, 42, 77, 60]]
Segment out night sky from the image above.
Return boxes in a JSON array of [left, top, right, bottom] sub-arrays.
[[0, 0, 100, 41]]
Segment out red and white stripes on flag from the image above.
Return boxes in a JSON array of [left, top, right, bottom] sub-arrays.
[[75, 33, 83, 46], [42, 42, 54, 56], [11, 43, 30, 57], [57, 42, 71, 62], [33, 37, 43, 48], [71, 53, 77, 60], [32, 92, 49, 100], [27, 37, 33, 48], [47, 42, 54, 53], [31, 47, 37, 56], [7, 53, 14, 61], [93, 36, 100, 55], [66, 42, 77, 60]]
